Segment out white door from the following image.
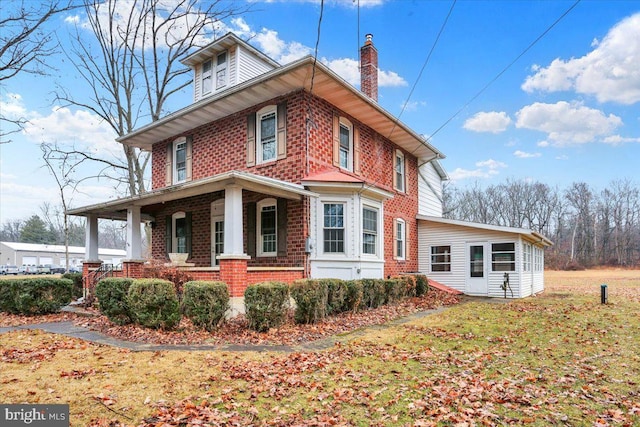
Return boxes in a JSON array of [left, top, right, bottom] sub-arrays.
[[466, 243, 488, 295]]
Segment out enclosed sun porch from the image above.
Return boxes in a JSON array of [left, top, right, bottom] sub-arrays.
[[67, 171, 317, 302]]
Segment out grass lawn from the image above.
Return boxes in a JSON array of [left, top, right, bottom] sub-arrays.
[[1, 270, 639, 426]]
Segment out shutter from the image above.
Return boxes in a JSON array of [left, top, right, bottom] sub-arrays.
[[185, 212, 192, 256], [277, 198, 287, 257], [165, 215, 172, 255], [246, 201, 256, 258], [354, 127, 361, 175], [165, 142, 173, 186], [185, 136, 193, 181], [392, 218, 398, 259], [332, 114, 340, 167], [392, 150, 398, 190], [246, 113, 256, 167], [404, 221, 409, 260], [276, 102, 287, 160]]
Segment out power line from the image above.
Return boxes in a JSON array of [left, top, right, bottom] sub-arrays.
[[424, 0, 582, 145]]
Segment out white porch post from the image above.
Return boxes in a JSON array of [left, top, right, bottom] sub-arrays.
[[85, 214, 99, 261], [223, 184, 246, 256], [126, 206, 142, 260]]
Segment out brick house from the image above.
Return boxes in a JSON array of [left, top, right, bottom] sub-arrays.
[[69, 33, 550, 303]]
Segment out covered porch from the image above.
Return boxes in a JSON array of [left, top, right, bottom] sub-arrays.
[[67, 171, 318, 299]]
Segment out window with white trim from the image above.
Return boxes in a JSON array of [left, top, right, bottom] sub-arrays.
[[257, 106, 277, 163], [173, 138, 187, 184], [323, 203, 345, 253], [362, 207, 378, 255], [395, 150, 405, 192], [523, 243, 531, 272], [215, 52, 227, 90], [396, 218, 406, 260], [202, 60, 212, 95], [172, 212, 187, 253], [339, 118, 353, 170], [431, 246, 451, 272], [257, 199, 277, 256], [201, 50, 228, 96], [492, 242, 515, 272]]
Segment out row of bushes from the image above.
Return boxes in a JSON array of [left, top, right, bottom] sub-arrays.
[[0, 278, 73, 315]]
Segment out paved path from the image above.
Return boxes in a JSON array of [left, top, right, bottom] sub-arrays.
[[0, 296, 505, 353]]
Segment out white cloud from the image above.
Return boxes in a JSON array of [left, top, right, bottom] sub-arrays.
[[463, 111, 512, 133], [522, 12, 640, 104], [22, 107, 120, 156], [449, 159, 507, 181], [556, 155, 569, 160], [0, 93, 28, 120], [401, 100, 427, 112], [513, 150, 541, 158], [379, 70, 407, 87], [602, 135, 640, 145], [515, 101, 622, 146], [537, 140, 550, 147], [64, 15, 80, 24]]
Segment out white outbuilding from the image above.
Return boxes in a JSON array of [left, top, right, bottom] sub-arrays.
[[0, 241, 125, 269], [418, 216, 553, 298]]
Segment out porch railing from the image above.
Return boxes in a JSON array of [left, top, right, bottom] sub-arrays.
[[83, 263, 122, 305]]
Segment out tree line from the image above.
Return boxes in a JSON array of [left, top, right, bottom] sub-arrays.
[[443, 178, 640, 269]]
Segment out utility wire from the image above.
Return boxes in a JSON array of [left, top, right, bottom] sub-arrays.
[[308, 0, 324, 96], [424, 0, 581, 145]]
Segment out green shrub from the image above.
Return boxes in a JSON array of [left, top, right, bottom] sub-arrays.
[[385, 278, 406, 304], [343, 280, 363, 313], [0, 278, 72, 315], [361, 278, 386, 309], [127, 279, 180, 330], [244, 282, 289, 332], [415, 274, 429, 297], [324, 279, 347, 315], [290, 280, 327, 324], [96, 278, 134, 325], [62, 272, 83, 299], [182, 281, 229, 331]]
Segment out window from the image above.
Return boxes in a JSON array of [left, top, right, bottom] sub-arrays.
[[492, 242, 515, 272], [323, 203, 345, 253], [257, 106, 276, 163], [213, 219, 224, 266], [172, 212, 187, 253], [216, 52, 227, 89], [362, 207, 378, 255], [339, 121, 352, 169], [202, 60, 212, 95], [394, 150, 405, 192], [431, 246, 451, 272], [523, 243, 531, 272], [257, 199, 277, 256], [395, 219, 406, 260], [173, 138, 187, 184]]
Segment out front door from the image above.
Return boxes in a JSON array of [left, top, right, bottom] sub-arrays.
[[466, 243, 488, 295]]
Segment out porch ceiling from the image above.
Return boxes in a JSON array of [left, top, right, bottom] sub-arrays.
[[66, 171, 318, 221], [118, 57, 444, 161]]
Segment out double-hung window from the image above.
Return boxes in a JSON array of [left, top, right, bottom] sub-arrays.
[[201, 50, 228, 96], [257, 106, 276, 163], [339, 121, 352, 170], [323, 203, 345, 253], [257, 199, 277, 256], [216, 52, 227, 90], [362, 207, 378, 255], [395, 219, 406, 260], [202, 60, 212, 95], [172, 212, 187, 254], [395, 150, 405, 192], [173, 139, 187, 184]]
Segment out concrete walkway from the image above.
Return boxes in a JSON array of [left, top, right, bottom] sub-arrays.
[[0, 296, 504, 353]]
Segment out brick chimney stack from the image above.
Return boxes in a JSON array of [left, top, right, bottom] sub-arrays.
[[360, 33, 378, 102]]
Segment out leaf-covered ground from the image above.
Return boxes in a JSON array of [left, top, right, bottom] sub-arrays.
[[1, 270, 639, 426]]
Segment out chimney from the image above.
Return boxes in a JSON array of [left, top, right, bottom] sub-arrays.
[[360, 33, 378, 102]]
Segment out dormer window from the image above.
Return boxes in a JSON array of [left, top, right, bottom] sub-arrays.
[[201, 51, 228, 97]]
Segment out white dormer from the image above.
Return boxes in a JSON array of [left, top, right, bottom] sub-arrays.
[[181, 32, 280, 103]]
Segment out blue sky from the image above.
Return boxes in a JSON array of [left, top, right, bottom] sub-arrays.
[[1, 0, 639, 222]]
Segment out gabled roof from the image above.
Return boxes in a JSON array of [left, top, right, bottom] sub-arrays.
[[181, 32, 280, 68], [1, 241, 126, 256], [118, 55, 445, 161], [417, 215, 553, 247]]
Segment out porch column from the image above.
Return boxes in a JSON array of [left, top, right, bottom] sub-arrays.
[[85, 214, 100, 261], [126, 206, 142, 260], [223, 184, 246, 256]]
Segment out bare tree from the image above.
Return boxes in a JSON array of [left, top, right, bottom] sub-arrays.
[[0, 0, 77, 142], [0, 219, 23, 242], [55, 0, 246, 196]]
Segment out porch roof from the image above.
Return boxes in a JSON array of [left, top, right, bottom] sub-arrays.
[[417, 215, 554, 247], [302, 170, 394, 201], [66, 171, 318, 221]]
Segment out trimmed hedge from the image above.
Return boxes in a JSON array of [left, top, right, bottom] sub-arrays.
[[62, 272, 83, 299], [0, 278, 72, 315], [244, 282, 289, 332], [415, 274, 429, 297], [361, 278, 386, 309], [127, 279, 180, 330], [384, 278, 405, 304], [324, 279, 348, 315], [96, 278, 134, 325], [182, 281, 229, 331], [290, 280, 327, 324], [343, 280, 364, 312]]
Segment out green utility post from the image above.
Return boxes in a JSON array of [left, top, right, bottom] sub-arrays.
[[600, 284, 608, 304]]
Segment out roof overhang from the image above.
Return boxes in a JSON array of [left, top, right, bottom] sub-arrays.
[[302, 171, 394, 201], [67, 171, 318, 221], [417, 215, 554, 247], [181, 32, 280, 68], [118, 57, 445, 161]]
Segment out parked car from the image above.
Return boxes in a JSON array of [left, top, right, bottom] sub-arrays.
[[49, 265, 66, 274], [0, 265, 19, 275], [37, 265, 52, 274], [19, 265, 39, 274], [67, 266, 81, 273]]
